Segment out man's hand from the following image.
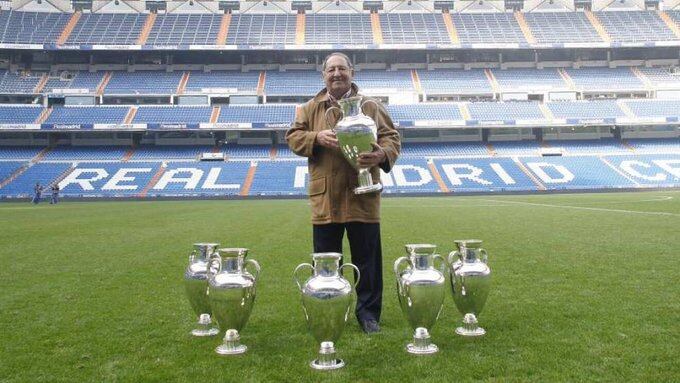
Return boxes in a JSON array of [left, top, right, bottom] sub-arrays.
[[357, 143, 386, 168], [316, 129, 338, 149]]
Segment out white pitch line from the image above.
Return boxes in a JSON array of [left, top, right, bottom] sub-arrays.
[[481, 198, 680, 218]]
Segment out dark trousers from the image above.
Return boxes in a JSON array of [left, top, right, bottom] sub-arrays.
[[313, 222, 382, 323]]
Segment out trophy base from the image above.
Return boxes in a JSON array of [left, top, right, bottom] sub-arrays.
[[215, 329, 247, 355], [215, 344, 247, 355], [455, 326, 486, 337], [406, 343, 438, 355], [310, 358, 345, 370], [406, 327, 438, 354], [354, 183, 382, 195], [191, 327, 219, 337]]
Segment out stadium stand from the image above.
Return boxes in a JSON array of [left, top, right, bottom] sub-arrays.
[[386, 104, 463, 121], [131, 146, 217, 160], [265, 70, 320, 96], [147, 14, 223, 46], [226, 14, 297, 45], [596, 11, 679, 43], [418, 69, 493, 95], [546, 100, 626, 120], [467, 101, 544, 121], [564, 67, 646, 91], [451, 13, 525, 44], [491, 68, 568, 91], [184, 71, 260, 94], [42, 146, 128, 161], [523, 12, 602, 44], [216, 105, 296, 125], [354, 70, 414, 92], [66, 13, 146, 45], [0, 146, 43, 159], [104, 71, 183, 94], [46, 106, 128, 125], [132, 106, 212, 125], [379, 13, 450, 44], [0, 7, 679, 200], [304, 14, 373, 45], [0, 105, 42, 123], [0, 11, 70, 44]]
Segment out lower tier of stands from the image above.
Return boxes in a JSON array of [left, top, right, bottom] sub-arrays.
[[1, 152, 678, 198]]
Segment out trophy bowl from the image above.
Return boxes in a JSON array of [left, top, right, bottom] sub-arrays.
[[448, 239, 491, 337], [326, 96, 383, 194], [184, 242, 220, 337], [294, 252, 359, 370]]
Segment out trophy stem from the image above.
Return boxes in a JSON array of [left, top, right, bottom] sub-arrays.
[[355, 168, 382, 194], [310, 341, 345, 370], [215, 329, 248, 355], [406, 327, 438, 354], [455, 313, 486, 337], [191, 313, 219, 337]]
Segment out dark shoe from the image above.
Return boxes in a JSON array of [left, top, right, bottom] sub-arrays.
[[360, 319, 381, 334]]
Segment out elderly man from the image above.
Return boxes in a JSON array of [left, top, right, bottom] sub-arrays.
[[286, 52, 401, 333]]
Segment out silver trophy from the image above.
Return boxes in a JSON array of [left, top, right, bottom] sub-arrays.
[[207, 247, 261, 355], [325, 96, 383, 194], [394, 244, 447, 354], [294, 252, 359, 370], [184, 242, 220, 337], [448, 240, 491, 337]]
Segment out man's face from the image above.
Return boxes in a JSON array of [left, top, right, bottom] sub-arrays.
[[323, 55, 354, 97]]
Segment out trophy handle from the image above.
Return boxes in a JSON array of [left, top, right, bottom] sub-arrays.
[[393, 256, 411, 295], [293, 263, 313, 291], [245, 259, 261, 280], [448, 251, 461, 265], [393, 256, 411, 279], [340, 263, 361, 289], [209, 254, 222, 275], [479, 249, 488, 264], [359, 98, 380, 118], [433, 254, 448, 275], [324, 106, 343, 130], [188, 249, 197, 264]]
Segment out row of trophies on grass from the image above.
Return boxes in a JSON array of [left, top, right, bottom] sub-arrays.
[[184, 241, 491, 370]]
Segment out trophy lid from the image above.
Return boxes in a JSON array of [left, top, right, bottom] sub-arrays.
[[216, 247, 249, 257], [193, 242, 220, 249], [454, 240, 483, 249], [312, 252, 342, 261], [405, 244, 437, 255]]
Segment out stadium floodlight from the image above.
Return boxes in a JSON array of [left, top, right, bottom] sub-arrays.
[[292, 1, 312, 12], [71, 0, 92, 11], [434, 1, 455, 11], [219, 1, 240, 12], [363, 0, 384, 11]]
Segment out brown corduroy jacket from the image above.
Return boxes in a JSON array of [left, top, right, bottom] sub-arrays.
[[286, 84, 401, 224]]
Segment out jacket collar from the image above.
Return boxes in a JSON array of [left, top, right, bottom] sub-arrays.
[[314, 83, 360, 105]]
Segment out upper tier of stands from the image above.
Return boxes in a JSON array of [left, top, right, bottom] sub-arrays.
[[523, 12, 601, 44], [4, 67, 678, 96], [1, 10, 679, 46]]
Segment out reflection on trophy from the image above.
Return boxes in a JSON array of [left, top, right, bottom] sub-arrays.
[[448, 240, 491, 337], [184, 242, 220, 337], [294, 252, 359, 370], [208, 248, 261, 355], [394, 244, 447, 354], [325, 95, 383, 194]]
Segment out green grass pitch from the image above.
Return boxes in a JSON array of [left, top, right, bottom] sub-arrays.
[[1, 191, 679, 382]]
